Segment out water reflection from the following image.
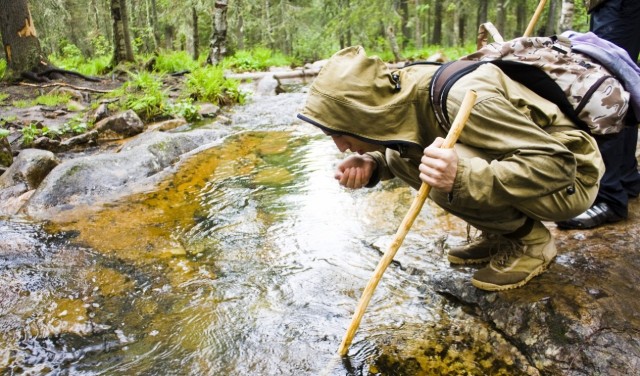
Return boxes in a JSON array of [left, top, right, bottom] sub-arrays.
[[1, 98, 527, 375]]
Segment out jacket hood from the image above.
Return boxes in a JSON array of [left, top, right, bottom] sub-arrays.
[[297, 46, 441, 148]]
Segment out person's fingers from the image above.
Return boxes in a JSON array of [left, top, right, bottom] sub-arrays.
[[355, 167, 364, 189], [339, 168, 352, 187]]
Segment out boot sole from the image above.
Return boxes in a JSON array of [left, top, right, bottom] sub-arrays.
[[470, 257, 555, 291], [447, 255, 492, 265]]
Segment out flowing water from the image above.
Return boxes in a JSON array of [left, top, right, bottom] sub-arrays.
[[1, 90, 527, 375]]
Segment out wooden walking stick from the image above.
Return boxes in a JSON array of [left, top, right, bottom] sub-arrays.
[[337, 89, 477, 356], [523, 0, 548, 37]]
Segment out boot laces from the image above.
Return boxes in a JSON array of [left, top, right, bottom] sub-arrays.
[[492, 239, 524, 267]]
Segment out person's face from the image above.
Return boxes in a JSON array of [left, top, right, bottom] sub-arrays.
[[328, 134, 383, 155]]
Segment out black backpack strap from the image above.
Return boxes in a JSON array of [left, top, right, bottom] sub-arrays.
[[429, 60, 484, 130], [489, 60, 592, 134]]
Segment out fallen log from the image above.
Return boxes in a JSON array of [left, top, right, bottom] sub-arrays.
[[224, 62, 408, 82]]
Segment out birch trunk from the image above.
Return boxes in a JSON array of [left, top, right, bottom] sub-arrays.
[[207, 0, 228, 65]]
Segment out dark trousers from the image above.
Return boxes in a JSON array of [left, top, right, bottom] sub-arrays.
[[590, 0, 640, 217]]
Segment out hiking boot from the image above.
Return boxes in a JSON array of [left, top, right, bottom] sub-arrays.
[[447, 232, 510, 265], [471, 222, 557, 291]]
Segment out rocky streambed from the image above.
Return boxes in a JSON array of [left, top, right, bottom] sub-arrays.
[[1, 75, 639, 375]]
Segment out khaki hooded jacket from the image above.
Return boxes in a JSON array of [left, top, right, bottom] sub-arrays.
[[298, 46, 603, 223]]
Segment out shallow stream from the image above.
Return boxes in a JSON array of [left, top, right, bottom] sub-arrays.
[[1, 90, 528, 375]]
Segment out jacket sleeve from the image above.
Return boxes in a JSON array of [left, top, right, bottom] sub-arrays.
[[446, 87, 579, 208], [364, 150, 395, 187]]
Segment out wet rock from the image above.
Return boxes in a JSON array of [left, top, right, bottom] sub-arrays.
[[90, 103, 110, 123], [50, 87, 85, 102], [23, 128, 229, 220], [198, 103, 220, 118], [255, 74, 281, 96], [146, 118, 188, 132], [60, 129, 99, 149], [32, 136, 62, 152], [0, 149, 59, 215], [429, 213, 640, 376], [93, 110, 144, 140], [0, 149, 60, 190]]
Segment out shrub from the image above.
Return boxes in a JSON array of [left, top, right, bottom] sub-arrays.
[[0, 58, 6, 79], [109, 71, 169, 121], [184, 66, 245, 106], [224, 47, 296, 72], [154, 50, 199, 73]]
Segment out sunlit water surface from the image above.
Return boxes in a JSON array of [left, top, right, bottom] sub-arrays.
[[1, 92, 524, 375]]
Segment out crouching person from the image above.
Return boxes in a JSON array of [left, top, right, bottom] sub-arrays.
[[298, 46, 604, 291]]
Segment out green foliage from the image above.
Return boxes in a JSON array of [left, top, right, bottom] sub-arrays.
[[91, 35, 112, 57], [0, 92, 9, 105], [165, 99, 201, 122], [56, 39, 85, 67], [0, 128, 9, 139], [401, 44, 477, 61], [78, 56, 112, 76], [61, 116, 90, 135], [154, 50, 199, 73], [0, 58, 6, 80], [184, 66, 245, 106], [224, 47, 295, 72], [110, 71, 169, 121], [34, 93, 71, 107], [49, 39, 111, 77], [20, 123, 41, 145]]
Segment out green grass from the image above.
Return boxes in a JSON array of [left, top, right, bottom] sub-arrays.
[[0, 93, 9, 105], [34, 93, 71, 107], [12, 100, 32, 108]]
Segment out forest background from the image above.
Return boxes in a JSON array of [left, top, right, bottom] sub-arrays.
[[0, 0, 595, 144], [1, 0, 592, 81]]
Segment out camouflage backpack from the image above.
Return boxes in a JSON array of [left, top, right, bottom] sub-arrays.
[[429, 34, 631, 135]]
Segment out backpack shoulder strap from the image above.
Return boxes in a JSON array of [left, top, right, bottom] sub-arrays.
[[490, 60, 592, 134], [429, 60, 484, 130], [429, 59, 593, 134]]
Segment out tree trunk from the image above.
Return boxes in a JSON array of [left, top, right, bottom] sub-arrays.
[[545, 0, 559, 35], [414, 0, 422, 50], [399, 0, 410, 49], [263, 0, 274, 49], [516, 0, 527, 37], [559, 0, 575, 32], [111, 0, 134, 65], [120, 0, 134, 55], [235, 0, 245, 50], [476, 0, 488, 35], [458, 7, 466, 45], [386, 25, 402, 62], [192, 6, 199, 60], [150, 0, 160, 48], [207, 0, 228, 65], [496, 0, 506, 34], [0, 0, 46, 80], [431, 0, 442, 44]]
